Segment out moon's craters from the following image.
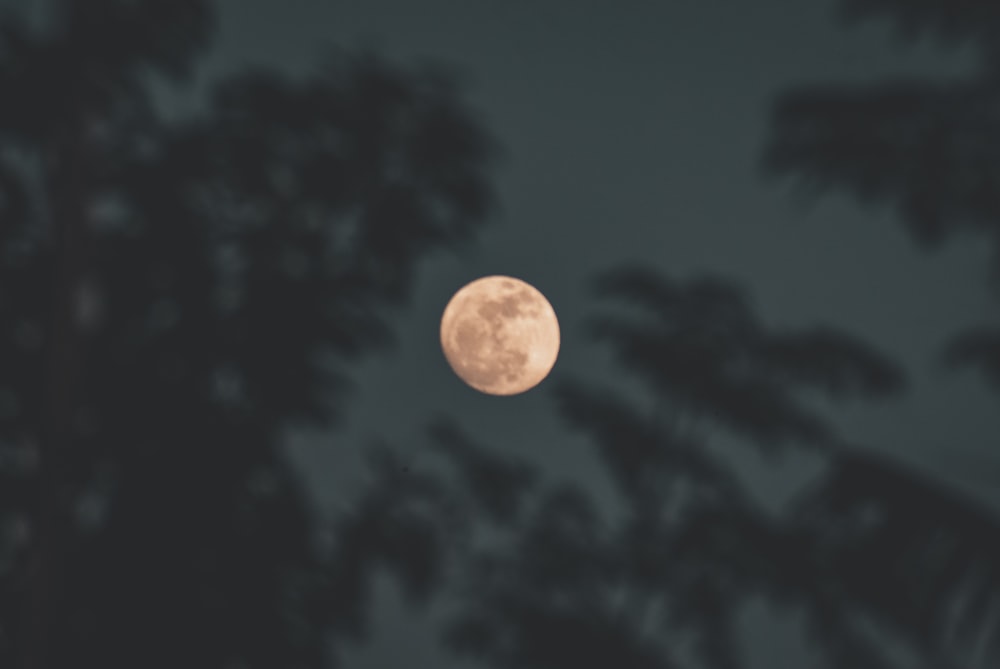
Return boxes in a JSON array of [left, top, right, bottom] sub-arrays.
[[440, 276, 560, 395]]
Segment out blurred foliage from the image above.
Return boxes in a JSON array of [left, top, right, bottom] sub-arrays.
[[0, 1, 496, 667], [583, 266, 904, 450], [3, 1, 1000, 669], [353, 261, 998, 669], [763, 0, 1000, 388], [758, 0, 1000, 664], [341, 260, 961, 668]]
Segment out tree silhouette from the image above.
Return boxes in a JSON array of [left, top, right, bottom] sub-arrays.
[[334, 262, 919, 669], [546, 266, 915, 669], [392, 264, 997, 668], [0, 2, 496, 668], [760, 0, 1000, 665], [763, 0, 1000, 370]]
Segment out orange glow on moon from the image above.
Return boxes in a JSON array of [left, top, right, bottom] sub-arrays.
[[440, 275, 560, 396]]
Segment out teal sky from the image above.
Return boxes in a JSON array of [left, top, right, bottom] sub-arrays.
[[6, 0, 998, 666], [205, 2, 999, 666], [187, 0, 1000, 504]]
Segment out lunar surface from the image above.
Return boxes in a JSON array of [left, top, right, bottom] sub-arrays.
[[440, 276, 560, 395]]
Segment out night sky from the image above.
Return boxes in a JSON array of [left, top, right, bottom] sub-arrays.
[[165, 0, 1000, 666], [204, 1, 997, 666], [193, 0, 998, 489], [5, 0, 1000, 667]]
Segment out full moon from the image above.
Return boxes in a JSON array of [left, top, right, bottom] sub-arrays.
[[440, 275, 560, 396]]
